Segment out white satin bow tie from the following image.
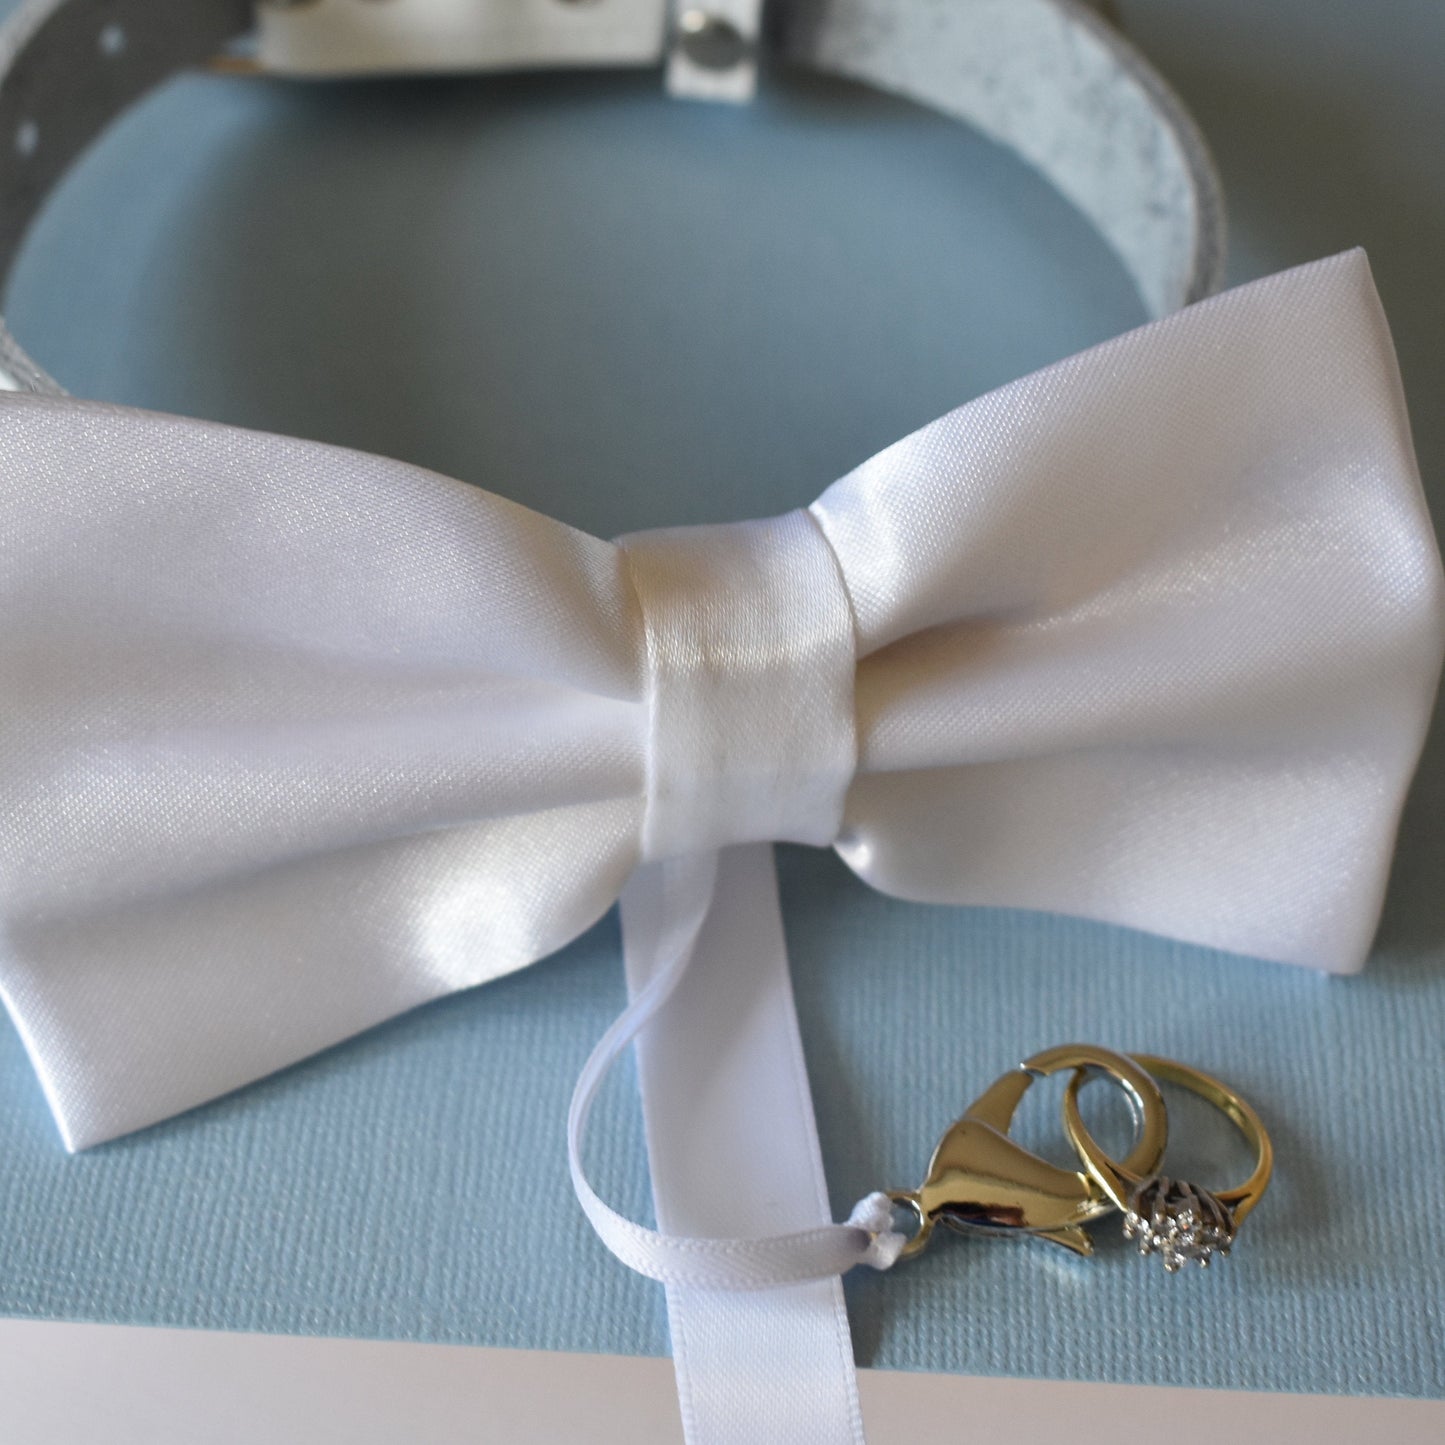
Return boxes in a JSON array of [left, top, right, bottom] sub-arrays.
[[3, 244, 1443, 1445], [1, 249, 1442, 1164]]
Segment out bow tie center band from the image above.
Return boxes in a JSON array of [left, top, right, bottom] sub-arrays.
[[620, 513, 857, 860]]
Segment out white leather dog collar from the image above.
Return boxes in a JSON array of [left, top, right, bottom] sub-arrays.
[[0, 0, 1222, 396]]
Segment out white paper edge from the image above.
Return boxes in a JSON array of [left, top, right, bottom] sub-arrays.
[[0, 1319, 1440, 1443]]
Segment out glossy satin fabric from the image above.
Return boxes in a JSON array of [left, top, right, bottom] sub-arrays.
[[1, 249, 1441, 1151]]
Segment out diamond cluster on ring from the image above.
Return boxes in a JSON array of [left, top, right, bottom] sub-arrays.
[[1123, 1175, 1236, 1272]]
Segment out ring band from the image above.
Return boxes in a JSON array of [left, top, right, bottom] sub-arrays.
[[1062, 1053, 1273, 1271]]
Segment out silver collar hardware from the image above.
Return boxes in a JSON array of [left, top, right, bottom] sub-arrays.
[[251, 0, 761, 104]]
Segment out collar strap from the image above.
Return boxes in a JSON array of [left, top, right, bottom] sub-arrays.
[[0, 0, 1222, 392]]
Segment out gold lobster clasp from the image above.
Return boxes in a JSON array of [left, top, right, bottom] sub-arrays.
[[888, 1044, 1169, 1259]]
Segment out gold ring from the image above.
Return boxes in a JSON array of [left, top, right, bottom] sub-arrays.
[[1061, 1053, 1272, 1272]]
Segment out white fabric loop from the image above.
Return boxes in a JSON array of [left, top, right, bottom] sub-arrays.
[[567, 848, 904, 1292], [618, 510, 858, 862]]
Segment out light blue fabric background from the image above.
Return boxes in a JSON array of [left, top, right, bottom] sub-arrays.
[[2, 0, 1443, 1400]]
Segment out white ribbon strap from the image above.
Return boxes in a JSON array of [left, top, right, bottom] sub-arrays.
[[619, 509, 859, 862], [569, 846, 903, 1445], [627, 846, 877, 1445]]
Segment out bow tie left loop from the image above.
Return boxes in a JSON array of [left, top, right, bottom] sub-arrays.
[[618, 510, 858, 862]]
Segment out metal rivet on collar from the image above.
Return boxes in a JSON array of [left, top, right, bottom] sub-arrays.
[[676, 9, 749, 71]]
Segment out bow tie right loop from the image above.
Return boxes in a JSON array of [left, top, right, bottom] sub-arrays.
[[618, 510, 859, 863]]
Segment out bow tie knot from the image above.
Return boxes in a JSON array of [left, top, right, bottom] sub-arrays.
[[618, 509, 859, 861]]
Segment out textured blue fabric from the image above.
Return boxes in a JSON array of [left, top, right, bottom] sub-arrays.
[[1, 0, 1442, 1399]]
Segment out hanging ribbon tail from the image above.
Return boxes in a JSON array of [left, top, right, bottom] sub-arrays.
[[0, 249, 1442, 1153], [623, 846, 867, 1445]]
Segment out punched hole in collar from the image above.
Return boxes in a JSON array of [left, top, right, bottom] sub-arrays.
[[14, 118, 37, 159], [98, 23, 126, 58]]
